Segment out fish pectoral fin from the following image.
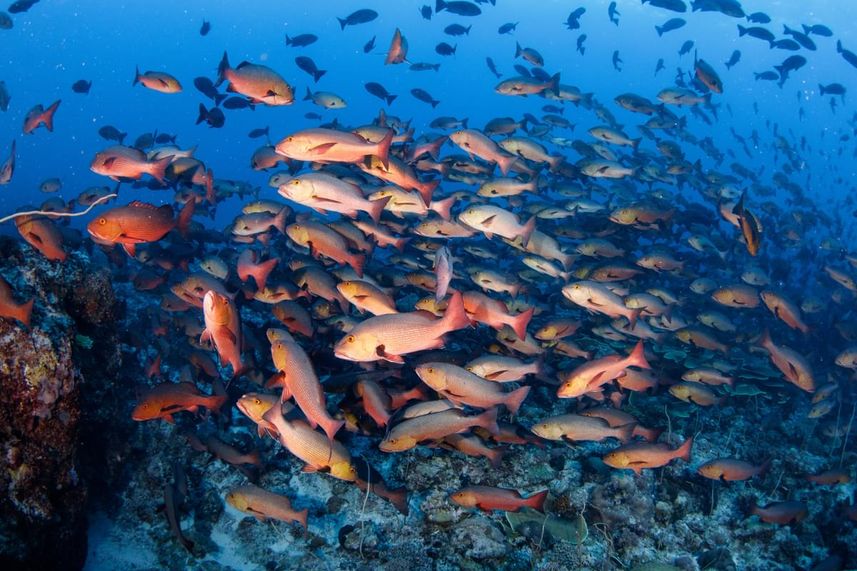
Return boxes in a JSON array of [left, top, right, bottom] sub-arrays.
[[216, 325, 237, 345], [480, 214, 496, 227], [485, 370, 508, 380], [587, 297, 604, 307], [376, 345, 404, 364], [265, 89, 278, 98], [308, 142, 337, 155], [122, 243, 137, 257], [301, 464, 320, 473]]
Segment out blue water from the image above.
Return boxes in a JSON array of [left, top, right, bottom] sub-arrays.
[[1, 1, 855, 225]]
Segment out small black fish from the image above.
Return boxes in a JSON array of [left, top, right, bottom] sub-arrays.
[[564, 6, 585, 30], [783, 25, 816, 51], [513, 64, 531, 77], [304, 112, 322, 120], [410, 88, 440, 108], [286, 33, 318, 47], [654, 58, 665, 75], [420, 5, 432, 20], [644, 0, 687, 13], [746, 12, 770, 24], [154, 133, 176, 144], [72, 80, 92, 94], [248, 126, 269, 139], [485, 57, 501, 78], [802, 24, 832, 37], [363, 36, 376, 53], [724, 50, 741, 70], [134, 132, 156, 149], [295, 56, 326, 83], [8, 0, 39, 14], [612, 50, 623, 72], [498, 22, 517, 35], [223, 96, 254, 110], [98, 125, 126, 144], [338, 8, 378, 30], [608, 2, 620, 25], [576, 34, 587, 55], [753, 71, 778, 81], [656, 18, 685, 36], [819, 83, 846, 97], [435, 0, 481, 17], [435, 42, 456, 56], [193, 77, 226, 105], [196, 104, 225, 128], [365, 82, 396, 105], [0, 11, 13, 30], [410, 62, 441, 72], [200, 20, 210, 36], [771, 39, 800, 51], [444, 24, 471, 36]]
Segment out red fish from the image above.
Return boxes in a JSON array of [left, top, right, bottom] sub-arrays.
[[23, 100, 61, 134], [132, 382, 226, 423], [450, 486, 548, 513], [0, 276, 34, 327]]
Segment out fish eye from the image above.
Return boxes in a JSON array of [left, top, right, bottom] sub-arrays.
[[346, 335, 355, 343], [291, 179, 300, 185], [98, 218, 106, 225], [427, 367, 434, 374], [253, 398, 261, 405]]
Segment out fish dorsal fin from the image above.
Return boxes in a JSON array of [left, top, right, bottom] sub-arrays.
[[129, 200, 156, 209], [237, 61, 252, 69]]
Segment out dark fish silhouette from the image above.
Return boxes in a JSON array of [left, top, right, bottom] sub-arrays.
[[72, 80, 92, 94]]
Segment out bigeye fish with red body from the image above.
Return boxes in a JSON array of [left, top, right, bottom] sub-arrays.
[[217, 52, 293, 106], [87, 200, 193, 257]]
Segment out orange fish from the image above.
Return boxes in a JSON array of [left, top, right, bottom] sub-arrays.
[[380, 407, 499, 452], [87, 200, 190, 257], [558, 340, 650, 398], [0, 276, 34, 327], [450, 486, 548, 513], [415, 362, 531, 414], [217, 52, 294, 106], [23, 100, 61, 134], [462, 290, 533, 340], [806, 468, 851, 485], [758, 329, 815, 393], [131, 381, 226, 423], [334, 290, 470, 363], [275, 127, 393, 169], [90, 145, 173, 184], [750, 500, 807, 524], [15, 215, 67, 262], [698, 458, 769, 481], [133, 67, 182, 93], [201, 290, 245, 377], [226, 485, 307, 529], [602, 438, 693, 474], [268, 334, 344, 442], [385, 28, 408, 64], [236, 249, 279, 292]]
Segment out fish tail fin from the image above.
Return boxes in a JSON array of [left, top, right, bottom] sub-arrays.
[[656, 25, 663, 37], [430, 99, 439, 109], [16, 298, 34, 328], [628, 340, 650, 369], [394, 236, 410, 252], [214, 93, 228, 106], [510, 306, 534, 340], [296, 508, 309, 530], [526, 489, 549, 512], [505, 385, 531, 415], [547, 72, 561, 96], [208, 394, 228, 413], [431, 195, 456, 221], [417, 178, 439, 208], [303, 86, 313, 101], [836, 40, 843, 53], [676, 436, 693, 462], [435, 0, 447, 12], [321, 417, 345, 442], [337, 17, 347, 30], [496, 153, 516, 177], [428, 135, 447, 160], [177, 198, 195, 237], [617, 423, 634, 444], [375, 128, 394, 169], [216, 52, 230, 86], [628, 307, 642, 329], [43, 100, 61, 132], [205, 168, 216, 205], [368, 194, 391, 224], [757, 327, 772, 349], [488, 446, 507, 469], [273, 206, 289, 234], [350, 253, 366, 278], [818, 84, 825, 96], [462, 118, 469, 129], [314, 70, 327, 83], [477, 406, 500, 435], [196, 103, 208, 125], [520, 215, 536, 247], [254, 257, 279, 291], [149, 155, 173, 184], [133, 66, 141, 86], [515, 41, 522, 58], [441, 290, 469, 332], [737, 24, 747, 36]]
